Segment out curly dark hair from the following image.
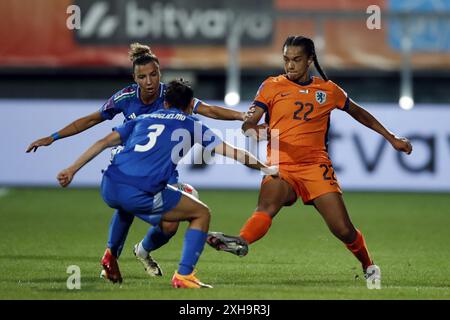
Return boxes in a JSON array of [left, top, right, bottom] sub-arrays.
[[165, 79, 194, 112]]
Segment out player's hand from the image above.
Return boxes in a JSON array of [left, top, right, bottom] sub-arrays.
[[26, 136, 54, 153], [261, 165, 279, 176], [243, 106, 257, 121], [256, 123, 269, 140], [57, 168, 75, 188], [391, 136, 412, 155], [243, 123, 269, 141]]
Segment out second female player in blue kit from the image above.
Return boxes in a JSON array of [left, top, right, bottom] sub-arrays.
[[57, 80, 278, 288], [27, 43, 250, 282]]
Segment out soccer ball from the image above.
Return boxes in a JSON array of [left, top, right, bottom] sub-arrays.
[[177, 182, 199, 199]]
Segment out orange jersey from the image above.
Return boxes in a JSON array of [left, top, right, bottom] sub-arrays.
[[253, 75, 349, 166]]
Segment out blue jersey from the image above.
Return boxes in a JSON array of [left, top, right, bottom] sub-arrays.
[[99, 83, 201, 121], [104, 108, 222, 194]]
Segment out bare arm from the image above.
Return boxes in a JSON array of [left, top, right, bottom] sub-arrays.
[[195, 101, 246, 121], [57, 131, 122, 188], [346, 99, 412, 154], [214, 141, 277, 175], [241, 106, 269, 141], [26, 111, 105, 153]]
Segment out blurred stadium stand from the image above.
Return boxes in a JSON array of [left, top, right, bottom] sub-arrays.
[[2, 68, 450, 104], [1, 0, 449, 103], [1, 0, 449, 191]]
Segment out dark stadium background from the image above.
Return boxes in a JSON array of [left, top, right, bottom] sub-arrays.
[[0, 0, 449, 301]]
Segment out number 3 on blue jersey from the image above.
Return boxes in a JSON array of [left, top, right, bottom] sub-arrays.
[[134, 124, 165, 152]]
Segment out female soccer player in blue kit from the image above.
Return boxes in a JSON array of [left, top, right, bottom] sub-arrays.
[[57, 80, 278, 288], [27, 43, 249, 283]]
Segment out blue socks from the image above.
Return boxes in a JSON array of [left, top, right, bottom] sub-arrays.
[[107, 209, 134, 257], [141, 225, 176, 252], [178, 228, 207, 275], [108, 210, 177, 257], [107, 210, 205, 276]]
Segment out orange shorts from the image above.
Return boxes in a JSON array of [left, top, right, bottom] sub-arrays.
[[262, 161, 342, 205]]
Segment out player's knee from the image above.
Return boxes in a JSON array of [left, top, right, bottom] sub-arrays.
[[199, 205, 211, 223], [161, 221, 179, 235], [188, 205, 210, 231], [256, 202, 279, 217], [334, 225, 356, 243], [190, 205, 210, 230]]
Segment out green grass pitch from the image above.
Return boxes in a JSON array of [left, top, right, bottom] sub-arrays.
[[0, 188, 449, 300]]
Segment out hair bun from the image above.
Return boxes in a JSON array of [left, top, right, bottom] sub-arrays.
[[129, 43, 153, 62]]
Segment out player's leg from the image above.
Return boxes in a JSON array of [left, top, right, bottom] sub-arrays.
[[99, 178, 129, 283], [160, 194, 213, 288], [312, 192, 376, 273], [105, 213, 176, 279], [103, 145, 134, 258], [135, 222, 178, 255], [207, 177, 296, 256], [133, 220, 178, 276], [239, 177, 296, 244], [135, 182, 197, 254], [99, 209, 134, 282], [137, 221, 177, 249], [105, 209, 134, 258], [129, 185, 211, 287], [106, 209, 179, 262], [133, 183, 198, 276]]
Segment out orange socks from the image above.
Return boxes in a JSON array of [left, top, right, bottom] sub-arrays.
[[345, 229, 373, 270], [239, 212, 373, 271], [239, 211, 272, 244]]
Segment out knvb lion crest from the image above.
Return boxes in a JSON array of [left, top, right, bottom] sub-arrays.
[[315, 91, 326, 104]]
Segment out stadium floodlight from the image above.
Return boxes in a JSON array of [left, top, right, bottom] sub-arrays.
[[399, 95, 414, 110], [225, 91, 240, 106]]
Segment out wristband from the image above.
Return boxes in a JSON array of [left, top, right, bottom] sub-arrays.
[[193, 98, 202, 113], [51, 132, 60, 141]]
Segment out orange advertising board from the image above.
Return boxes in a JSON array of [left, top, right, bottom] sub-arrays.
[[0, 0, 449, 70]]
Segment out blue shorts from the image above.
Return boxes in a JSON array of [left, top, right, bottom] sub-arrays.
[[168, 170, 179, 185], [100, 175, 182, 226]]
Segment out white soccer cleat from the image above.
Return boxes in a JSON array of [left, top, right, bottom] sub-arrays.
[[206, 231, 249, 257], [133, 244, 163, 277], [364, 264, 381, 289]]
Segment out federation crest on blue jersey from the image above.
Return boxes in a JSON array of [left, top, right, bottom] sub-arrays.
[[113, 86, 136, 103], [102, 97, 114, 111], [315, 90, 327, 104]]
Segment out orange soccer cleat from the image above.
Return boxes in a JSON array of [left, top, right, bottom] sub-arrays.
[[171, 270, 212, 289]]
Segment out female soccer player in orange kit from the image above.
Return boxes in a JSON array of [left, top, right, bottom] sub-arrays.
[[207, 35, 413, 284]]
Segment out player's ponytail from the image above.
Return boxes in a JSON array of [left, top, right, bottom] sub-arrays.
[[313, 54, 328, 81], [128, 42, 160, 70], [283, 35, 328, 81]]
